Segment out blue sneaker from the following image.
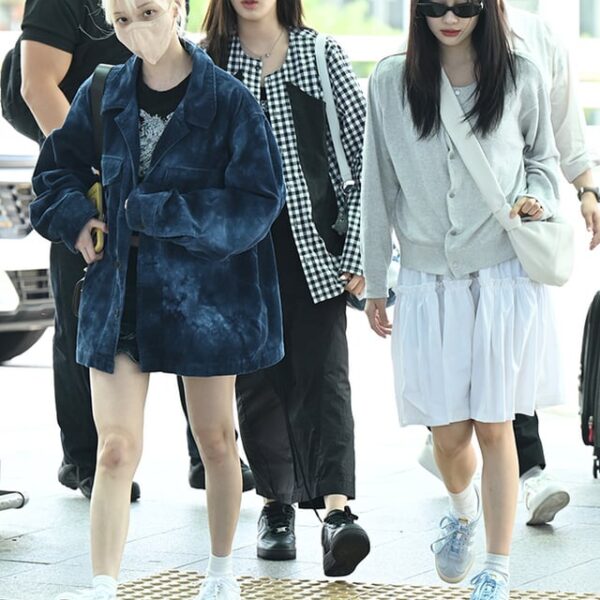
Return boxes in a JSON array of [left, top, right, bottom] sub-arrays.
[[470, 570, 510, 599], [430, 486, 481, 583]]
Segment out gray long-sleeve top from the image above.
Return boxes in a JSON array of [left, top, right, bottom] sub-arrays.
[[360, 53, 561, 299]]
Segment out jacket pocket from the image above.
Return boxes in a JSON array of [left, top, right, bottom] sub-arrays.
[[101, 155, 123, 186]]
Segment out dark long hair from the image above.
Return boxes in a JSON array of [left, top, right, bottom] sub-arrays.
[[404, 0, 516, 138], [202, 0, 305, 68]]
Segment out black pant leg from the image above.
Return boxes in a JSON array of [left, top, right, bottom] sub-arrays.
[[236, 366, 299, 503], [513, 412, 546, 477], [236, 291, 355, 508], [289, 292, 355, 508], [50, 242, 96, 475]]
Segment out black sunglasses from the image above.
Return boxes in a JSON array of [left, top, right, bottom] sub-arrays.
[[417, 2, 484, 18]]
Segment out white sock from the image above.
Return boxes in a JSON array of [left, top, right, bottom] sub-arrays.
[[520, 465, 543, 484], [448, 482, 478, 520], [484, 553, 510, 582], [207, 553, 233, 578], [92, 575, 118, 595]]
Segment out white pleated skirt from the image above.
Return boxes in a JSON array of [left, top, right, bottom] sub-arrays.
[[391, 258, 564, 427]]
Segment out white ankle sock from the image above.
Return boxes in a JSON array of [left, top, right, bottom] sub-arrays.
[[207, 553, 233, 578], [484, 553, 510, 581], [520, 465, 543, 484], [92, 575, 118, 595], [448, 483, 478, 520]]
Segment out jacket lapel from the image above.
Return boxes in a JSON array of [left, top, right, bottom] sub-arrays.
[[143, 109, 190, 177], [114, 97, 141, 184], [102, 40, 217, 182]]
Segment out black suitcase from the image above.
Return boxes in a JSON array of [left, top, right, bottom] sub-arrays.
[[579, 291, 600, 478]]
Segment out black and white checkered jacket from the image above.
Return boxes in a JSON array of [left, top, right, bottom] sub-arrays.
[[227, 27, 366, 304]]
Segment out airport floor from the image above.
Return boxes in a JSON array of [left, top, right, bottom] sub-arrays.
[[2, 305, 600, 599]]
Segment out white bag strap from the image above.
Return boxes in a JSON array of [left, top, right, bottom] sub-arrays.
[[315, 33, 355, 194], [439, 70, 521, 233]]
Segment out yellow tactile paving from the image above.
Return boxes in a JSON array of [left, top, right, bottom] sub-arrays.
[[116, 570, 600, 600]]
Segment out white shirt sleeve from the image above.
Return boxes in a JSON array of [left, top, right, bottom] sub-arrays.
[[549, 41, 598, 182]]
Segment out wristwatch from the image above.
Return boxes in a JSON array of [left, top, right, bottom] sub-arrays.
[[577, 186, 600, 203]]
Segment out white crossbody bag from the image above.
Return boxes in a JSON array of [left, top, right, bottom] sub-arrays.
[[439, 70, 574, 287]]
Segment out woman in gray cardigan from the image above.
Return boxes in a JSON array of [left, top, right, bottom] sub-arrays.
[[360, 1, 563, 599]]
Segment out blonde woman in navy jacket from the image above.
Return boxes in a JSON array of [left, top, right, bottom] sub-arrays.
[[30, 1, 284, 599]]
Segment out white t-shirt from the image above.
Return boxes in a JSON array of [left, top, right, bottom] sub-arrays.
[[507, 5, 597, 182]]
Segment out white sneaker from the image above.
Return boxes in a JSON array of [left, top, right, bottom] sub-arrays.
[[55, 588, 116, 600], [523, 472, 570, 526], [196, 576, 241, 600], [418, 433, 443, 480]]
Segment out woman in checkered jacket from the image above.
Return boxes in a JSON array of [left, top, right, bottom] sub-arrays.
[[203, 0, 371, 578]]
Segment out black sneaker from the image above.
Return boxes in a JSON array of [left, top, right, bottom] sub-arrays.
[[59, 460, 140, 502], [257, 502, 296, 561], [57, 461, 80, 490], [321, 507, 370, 577], [189, 459, 255, 492]]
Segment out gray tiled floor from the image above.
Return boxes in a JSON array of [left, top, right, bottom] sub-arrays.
[[1, 300, 600, 599]]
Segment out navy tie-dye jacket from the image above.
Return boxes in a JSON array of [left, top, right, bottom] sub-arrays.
[[30, 41, 286, 377]]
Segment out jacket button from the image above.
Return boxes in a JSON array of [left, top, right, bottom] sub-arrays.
[[449, 191, 456, 199]]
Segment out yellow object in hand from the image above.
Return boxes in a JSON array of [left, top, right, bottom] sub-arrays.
[[86, 181, 104, 253]]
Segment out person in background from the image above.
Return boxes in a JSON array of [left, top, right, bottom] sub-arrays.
[[202, 0, 371, 578], [20, 0, 133, 500], [361, 0, 564, 597], [417, 0, 600, 529], [29, 0, 285, 598], [19, 0, 253, 499]]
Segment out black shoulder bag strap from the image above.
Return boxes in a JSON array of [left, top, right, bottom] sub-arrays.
[[90, 63, 113, 171], [71, 64, 112, 319]]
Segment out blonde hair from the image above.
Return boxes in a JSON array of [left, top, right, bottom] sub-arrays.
[[102, 0, 187, 35]]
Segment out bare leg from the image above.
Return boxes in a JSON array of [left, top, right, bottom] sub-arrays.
[[183, 375, 240, 557], [432, 420, 477, 493], [474, 421, 519, 555], [90, 354, 149, 577], [324, 494, 348, 514]]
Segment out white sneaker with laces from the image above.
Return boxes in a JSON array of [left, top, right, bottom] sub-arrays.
[[196, 575, 241, 600], [418, 433, 443, 480], [523, 472, 570, 526]]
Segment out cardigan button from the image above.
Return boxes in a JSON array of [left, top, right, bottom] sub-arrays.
[[449, 191, 456, 199]]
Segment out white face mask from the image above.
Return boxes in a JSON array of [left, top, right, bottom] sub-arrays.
[[116, 8, 176, 65]]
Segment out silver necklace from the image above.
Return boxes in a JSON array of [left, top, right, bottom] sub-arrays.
[[240, 28, 286, 60]]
